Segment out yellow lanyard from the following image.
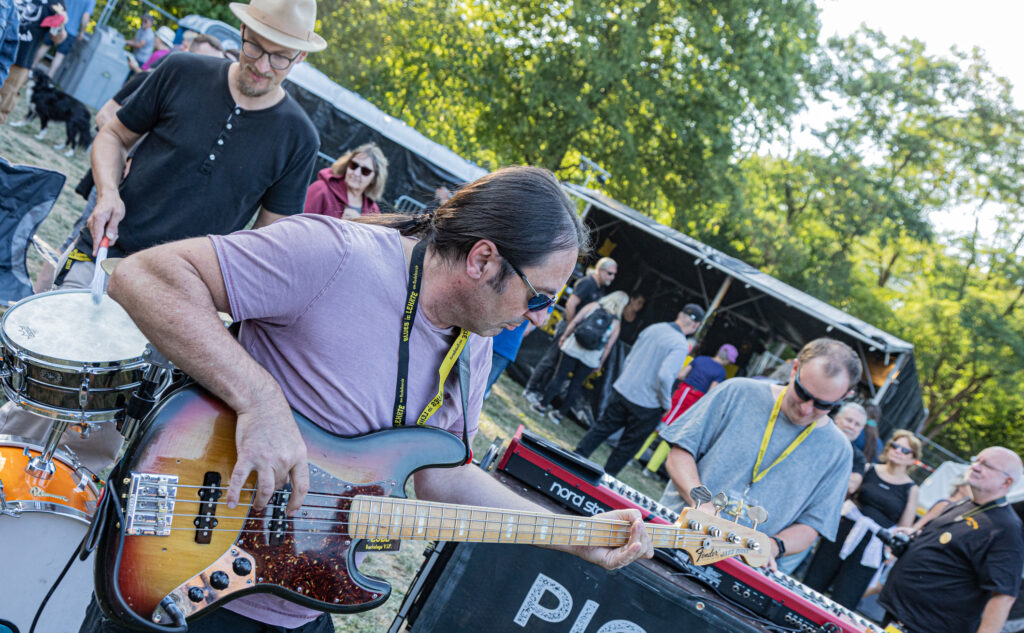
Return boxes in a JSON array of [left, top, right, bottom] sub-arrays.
[[413, 328, 470, 426], [392, 240, 471, 427], [750, 386, 816, 486]]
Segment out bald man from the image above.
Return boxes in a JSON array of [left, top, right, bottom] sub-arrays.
[[880, 446, 1024, 633]]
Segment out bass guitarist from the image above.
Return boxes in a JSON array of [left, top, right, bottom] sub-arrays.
[[86, 166, 653, 633]]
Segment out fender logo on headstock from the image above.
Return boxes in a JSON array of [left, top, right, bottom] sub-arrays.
[[694, 544, 751, 564]]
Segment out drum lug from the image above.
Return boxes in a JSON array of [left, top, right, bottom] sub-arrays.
[[10, 359, 25, 393], [78, 375, 91, 411], [0, 479, 21, 517]]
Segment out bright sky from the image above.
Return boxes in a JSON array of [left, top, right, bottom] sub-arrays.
[[813, 0, 1024, 239]]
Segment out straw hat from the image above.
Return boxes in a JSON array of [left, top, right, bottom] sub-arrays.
[[229, 0, 327, 52], [156, 26, 175, 47]]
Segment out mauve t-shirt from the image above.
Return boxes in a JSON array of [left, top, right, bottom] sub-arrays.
[[209, 215, 490, 626]]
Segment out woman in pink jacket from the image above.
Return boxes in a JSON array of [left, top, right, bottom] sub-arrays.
[[304, 142, 389, 218]]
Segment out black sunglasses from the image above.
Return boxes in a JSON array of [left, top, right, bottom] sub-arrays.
[[347, 161, 374, 177], [889, 443, 914, 456], [792, 371, 846, 411], [504, 258, 555, 312]]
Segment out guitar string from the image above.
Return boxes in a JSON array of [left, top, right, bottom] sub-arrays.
[[141, 510, 708, 538], [132, 498, 756, 536], [131, 495, 759, 540], [134, 524, 735, 547]]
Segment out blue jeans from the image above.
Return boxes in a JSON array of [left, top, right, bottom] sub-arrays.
[[484, 353, 512, 399]]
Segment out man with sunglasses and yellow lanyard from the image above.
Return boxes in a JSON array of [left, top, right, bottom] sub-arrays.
[[879, 446, 1023, 633], [658, 338, 859, 573], [86, 166, 654, 633]]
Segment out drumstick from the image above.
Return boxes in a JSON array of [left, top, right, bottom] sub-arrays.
[[90, 236, 109, 305]]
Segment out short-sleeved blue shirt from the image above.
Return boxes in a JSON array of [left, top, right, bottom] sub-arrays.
[[683, 355, 726, 392]]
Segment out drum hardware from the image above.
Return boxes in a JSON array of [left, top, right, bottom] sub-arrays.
[[0, 478, 15, 517], [119, 344, 174, 444]]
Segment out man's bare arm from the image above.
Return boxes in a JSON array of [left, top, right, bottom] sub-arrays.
[[976, 593, 1015, 633], [88, 118, 142, 253], [413, 465, 653, 570], [665, 446, 713, 513], [253, 207, 288, 229], [108, 238, 309, 515]]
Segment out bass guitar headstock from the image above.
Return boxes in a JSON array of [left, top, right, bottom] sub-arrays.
[[672, 490, 771, 567]]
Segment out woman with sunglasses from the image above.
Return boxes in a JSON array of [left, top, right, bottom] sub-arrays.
[[304, 142, 389, 219], [532, 291, 629, 424], [804, 430, 921, 610]]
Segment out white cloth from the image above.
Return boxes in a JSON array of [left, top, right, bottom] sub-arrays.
[[839, 504, 887, 569]]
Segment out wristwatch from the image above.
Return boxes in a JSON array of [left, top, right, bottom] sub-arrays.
[[770, 536, 786, 558]]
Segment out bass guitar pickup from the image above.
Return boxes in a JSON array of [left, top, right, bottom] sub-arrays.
[[125, 472, 178, 536]]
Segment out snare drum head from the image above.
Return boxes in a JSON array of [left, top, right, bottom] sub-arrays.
[[2, 290, 149, 365]]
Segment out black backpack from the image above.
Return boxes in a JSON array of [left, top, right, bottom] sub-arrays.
[[574, 306, 614, 350]]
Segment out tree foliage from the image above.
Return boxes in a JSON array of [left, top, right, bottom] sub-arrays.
[[118, 2, 1024, 457]]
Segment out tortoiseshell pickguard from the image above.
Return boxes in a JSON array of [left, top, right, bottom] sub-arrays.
[[235, 468, 394, 609]]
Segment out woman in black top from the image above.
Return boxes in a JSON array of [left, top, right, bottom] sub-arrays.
[[803, 430, 921, 610]]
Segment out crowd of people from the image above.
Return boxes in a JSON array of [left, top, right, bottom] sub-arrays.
[[0, 2, 1021, 633]]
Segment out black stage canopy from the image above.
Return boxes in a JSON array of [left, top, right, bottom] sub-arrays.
[[283, 63, 488, 209]]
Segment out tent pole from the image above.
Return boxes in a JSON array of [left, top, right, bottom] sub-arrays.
[[695, 277, 732, 341]]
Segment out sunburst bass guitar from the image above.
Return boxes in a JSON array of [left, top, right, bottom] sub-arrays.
[[94, 385, 769, 630]]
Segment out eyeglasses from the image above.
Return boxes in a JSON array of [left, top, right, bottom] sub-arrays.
[[504, 258, 555, 312], [348, 161, 374, 177], [888, 443, 914, 456], [972, 456, 1013, 480], [240, 37, 301, 71], [792, 371, 846, 411]]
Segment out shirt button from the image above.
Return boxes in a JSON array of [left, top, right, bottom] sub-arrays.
[[217, 139, 223, 145], [234, 108, 241, 115], [226, 123, 232, 130], [209, 154, 216, 160]]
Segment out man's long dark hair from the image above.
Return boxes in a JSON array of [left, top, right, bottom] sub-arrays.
[[358, 166, 590, 287]]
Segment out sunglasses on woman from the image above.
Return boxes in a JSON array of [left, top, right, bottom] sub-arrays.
[[889, 443, 914, 456], [792, 371, 846, 411], [348, 161, 374, 177], [504, 258, 555, 312]]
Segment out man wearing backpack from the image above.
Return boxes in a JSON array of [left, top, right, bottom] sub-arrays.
[[574, 303, 705, 476], [531, 291, 629, 423], [523, 257, 618, 403]]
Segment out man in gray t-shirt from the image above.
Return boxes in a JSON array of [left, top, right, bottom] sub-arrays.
[[659, 338, 859, 570], [574, 303, 703, 476]]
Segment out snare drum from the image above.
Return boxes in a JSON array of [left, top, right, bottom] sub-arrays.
[[0, 290, 150, 422], [0, 436, 99, 631]]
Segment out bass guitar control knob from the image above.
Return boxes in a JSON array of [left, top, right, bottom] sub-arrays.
[[210, 571, 230, 590], [233, 557, 253, 576]]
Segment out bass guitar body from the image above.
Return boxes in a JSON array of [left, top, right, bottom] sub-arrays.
[[95, 385, 468, 629]]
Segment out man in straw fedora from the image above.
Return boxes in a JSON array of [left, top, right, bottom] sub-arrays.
[[0, 0, 327, 485], [70, 0, 325, 279]]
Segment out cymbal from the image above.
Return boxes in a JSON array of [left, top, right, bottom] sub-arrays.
[[100, 257, 125, 275]]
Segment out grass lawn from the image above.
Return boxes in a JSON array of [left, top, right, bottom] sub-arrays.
[[2, 102, 670, 632]]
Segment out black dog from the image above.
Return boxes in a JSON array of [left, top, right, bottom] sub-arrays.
[[18, 70, 93, 157]]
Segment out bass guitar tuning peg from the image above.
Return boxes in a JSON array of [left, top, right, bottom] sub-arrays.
[[688, 485, 712, 508], [746, 505, 768, 530], [711, 492, 729, 517]]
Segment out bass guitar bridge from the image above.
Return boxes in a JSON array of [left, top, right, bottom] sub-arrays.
[[125, 472, 178, 536]]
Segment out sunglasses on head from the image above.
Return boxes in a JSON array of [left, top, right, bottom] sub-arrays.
[[348, 161, 374, 177], [504, 258, 555, 312], [889, 443, 914, 456], [792, 371, 846, 411]]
